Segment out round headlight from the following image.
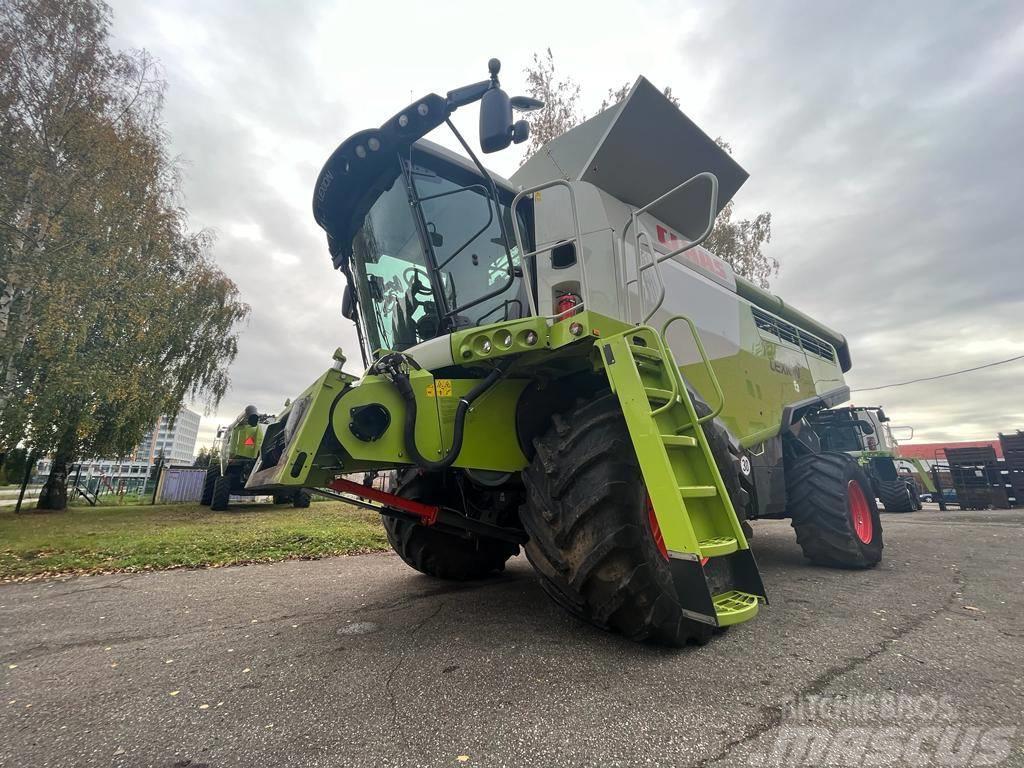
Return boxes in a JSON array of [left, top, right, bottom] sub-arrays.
[[417, 102, 429, 116], [354, 145, 366, 159], [525, 331, 538, 346], [398, 114, 409, 128], [367, 137, 380, 152]]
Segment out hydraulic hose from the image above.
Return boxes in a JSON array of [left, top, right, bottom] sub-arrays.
[[390, 363, 506, 471]]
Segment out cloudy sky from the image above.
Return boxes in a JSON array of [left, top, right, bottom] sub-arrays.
[[108, 0, 1024, 450]]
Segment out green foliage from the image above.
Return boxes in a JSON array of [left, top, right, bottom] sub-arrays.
[[193, 444, 220, 468], [0, 0, 249, 507], [0, 500, 388, 580], [522, 52, 777, 288]]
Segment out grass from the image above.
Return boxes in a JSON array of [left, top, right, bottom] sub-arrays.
[[0, 500, 390, 581]]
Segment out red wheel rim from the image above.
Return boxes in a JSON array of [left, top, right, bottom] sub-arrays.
[[645, 494, 669, 560], [848, 480, 873, 544]]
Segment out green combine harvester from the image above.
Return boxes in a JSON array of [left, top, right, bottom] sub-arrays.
[[808, 405, 925, 512], [202, 405, 311, 511], [247, 60, 882, 646]]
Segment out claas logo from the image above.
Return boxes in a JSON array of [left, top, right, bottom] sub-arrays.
[[243, 436, 256, 446]]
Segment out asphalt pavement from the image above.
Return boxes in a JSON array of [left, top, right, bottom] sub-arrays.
[[2, 508, 1022, 767]]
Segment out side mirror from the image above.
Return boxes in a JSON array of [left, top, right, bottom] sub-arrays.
[[244, 405, 259, 427], [341, 284, 356, 320], [856, 419, 875, 435], [479, 85, 513, 153], [216, 426, 225, 438]]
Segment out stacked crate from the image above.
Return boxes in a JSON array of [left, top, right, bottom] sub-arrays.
[[998, 431, 1024, 508], [945, 446, 1010, 510]]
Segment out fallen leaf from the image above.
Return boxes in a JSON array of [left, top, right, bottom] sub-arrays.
[[963, 605, 982, 612], [457, 756, 470, 763], [243, 668, 251, 673], [169, 691, 180, 697], [199, 704, 209, 710], [7, 664, 16, 669]]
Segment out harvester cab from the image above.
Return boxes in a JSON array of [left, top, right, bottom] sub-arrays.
[[248, 60, 879, 646]]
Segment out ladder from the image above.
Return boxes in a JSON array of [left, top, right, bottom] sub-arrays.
[[596, 319, 766, 627]]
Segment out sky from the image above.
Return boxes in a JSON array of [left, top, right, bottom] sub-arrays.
[[107, 0, 1024, 451]]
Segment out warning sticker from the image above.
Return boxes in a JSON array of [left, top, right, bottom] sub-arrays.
[[426, 379, 453, 398]]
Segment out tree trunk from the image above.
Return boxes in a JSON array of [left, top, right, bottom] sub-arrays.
[[36, 424, 77, 511]]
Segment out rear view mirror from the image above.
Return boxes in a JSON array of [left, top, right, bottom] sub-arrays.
[[479, 83, 513, 153], [341, 284, 356, 320], [856, 420, 875, 435], [244, 405, 259, 427]]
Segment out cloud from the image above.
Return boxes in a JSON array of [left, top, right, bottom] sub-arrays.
[[109, 0, 1024, 449]]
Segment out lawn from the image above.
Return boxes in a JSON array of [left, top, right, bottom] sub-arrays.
[[0, 501, 390, 581]]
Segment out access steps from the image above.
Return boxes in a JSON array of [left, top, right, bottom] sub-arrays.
[[597, 322, 766, 627]]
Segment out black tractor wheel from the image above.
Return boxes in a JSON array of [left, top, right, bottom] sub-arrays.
[[877, 478, 916, 513], [521, 393, 716, 647], [210, 475, 231, 511], [200, 465, 219, 506], [292, 490, 311, 508], [788, 452, 883, 568], [383, 471, 518, 581]]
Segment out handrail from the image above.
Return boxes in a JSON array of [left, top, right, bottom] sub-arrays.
[[511, 179, 587, 320], [619, 172, 720, 323], [661, 315, 725, 424]]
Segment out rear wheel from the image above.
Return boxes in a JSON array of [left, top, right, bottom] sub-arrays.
[[210, 475, 231, 511], [292, 490, 311, 508], [877, 478, 915, 513], [383, 471, 518, 581], [788, 452, 883, 568], [200, 466, 219, 506], [521, 394, 715, 647]]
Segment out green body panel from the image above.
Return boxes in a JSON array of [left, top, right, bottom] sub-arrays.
[[897, 457, 937, 493], [675, 302, 846, 448], [331, 373, 527, 472]]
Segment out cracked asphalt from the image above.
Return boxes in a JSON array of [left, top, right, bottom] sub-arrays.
[[1, 508, 1022, 767]]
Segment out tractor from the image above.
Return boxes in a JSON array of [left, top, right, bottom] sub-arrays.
[[807, 405, 922, 512], [246, 60, 881, 646], [202, 405, 311, 511]]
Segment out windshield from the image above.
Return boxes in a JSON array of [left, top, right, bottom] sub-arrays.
[[350, 152, 532, 354]]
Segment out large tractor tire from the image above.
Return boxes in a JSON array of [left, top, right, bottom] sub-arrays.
[[200, 466, 219, 506], [788, 452, 883, 568], [877, 479, 916, 513], [210, 475, 231, 511], [292, 490, 311, 508], [521, 393, 720, 647], [383, 471, 517, 581]]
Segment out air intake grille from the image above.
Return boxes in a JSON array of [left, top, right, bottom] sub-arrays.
[[751, 307, 835, 362]]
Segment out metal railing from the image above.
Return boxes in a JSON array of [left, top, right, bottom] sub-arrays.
[[620, 172, 720, 323], [511, 179, 588, 320]]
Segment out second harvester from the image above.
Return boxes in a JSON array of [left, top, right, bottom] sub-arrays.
[[247, 60, 882, 646]]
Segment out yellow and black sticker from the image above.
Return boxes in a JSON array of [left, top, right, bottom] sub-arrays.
[[426, 379, 453, 398]]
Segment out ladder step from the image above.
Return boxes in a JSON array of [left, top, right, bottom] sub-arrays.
[[679, 485, 717, 498], [699, 536, 738, 557], [661, 434, 698, 448], [644, 387, 675, 403], [629, 343, 664, 362], [713, 590, 760, 627]]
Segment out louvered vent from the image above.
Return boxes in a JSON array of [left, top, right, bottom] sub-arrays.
[[751, 307, 836, 363]]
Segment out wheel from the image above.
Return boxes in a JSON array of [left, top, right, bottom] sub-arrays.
[[383, 471, 518, 581], [877, 478, 916, 513], [210, 475, 231, 511], [787, 452, 883, 568], [272, 493, 289, 505], [292, 490, 311, 508], [521, 393, 715, 647], [200, 465, 219, 506]]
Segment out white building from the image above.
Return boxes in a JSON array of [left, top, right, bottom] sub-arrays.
[[35, 407, 202, 482]]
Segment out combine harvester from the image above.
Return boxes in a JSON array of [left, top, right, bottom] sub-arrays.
[[248, 60, 881, 645], [808, 405, 927, 512]]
